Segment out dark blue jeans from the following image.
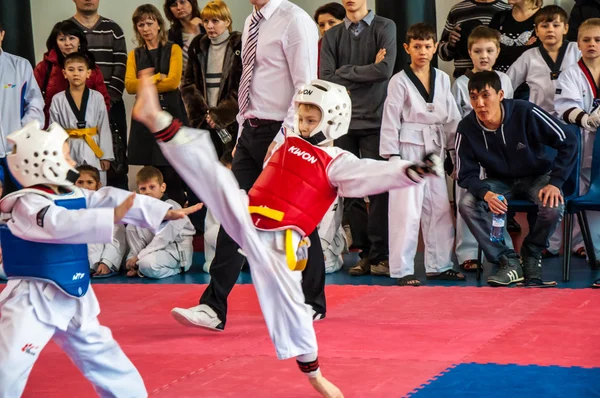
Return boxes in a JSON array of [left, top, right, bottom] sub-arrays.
[[459, 175, 564, 262]]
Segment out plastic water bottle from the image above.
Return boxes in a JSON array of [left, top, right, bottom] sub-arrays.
[[490, 195, 506, 243], [216, 128, 232, 144]]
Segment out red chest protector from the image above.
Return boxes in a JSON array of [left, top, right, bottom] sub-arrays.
[[248, 136, 339, 237]]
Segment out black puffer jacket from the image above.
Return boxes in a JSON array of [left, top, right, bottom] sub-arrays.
[[567, 0, 600, 41]]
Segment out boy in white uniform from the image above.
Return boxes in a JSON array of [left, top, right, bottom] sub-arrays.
[[75, 165, 127, 278], [49, 53, 114, 186], [451, 26, 514, 272], [0, 122, 200, 397], [555, 18, 600, 285], [452, 26, 514, 118], [133, 70, 444, 397], [125, 166, 196, 279], [508, 6, 580, 115], [508, 6, 583, 258], [380, 23, 463, 286]]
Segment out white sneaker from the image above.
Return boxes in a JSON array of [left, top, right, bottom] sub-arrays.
[[312, 309, 326, 322], [170, 304, 225, 331]]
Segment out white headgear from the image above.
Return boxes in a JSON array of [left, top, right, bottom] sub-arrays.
[[293, 79, 351, 146], [6, 121, 79, 188]]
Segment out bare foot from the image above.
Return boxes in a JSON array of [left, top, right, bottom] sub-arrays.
[[131, 68, 163, 132], [309, 375, 344, 398]]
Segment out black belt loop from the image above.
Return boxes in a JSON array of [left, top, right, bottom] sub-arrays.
[[244, 118, 281, 128]]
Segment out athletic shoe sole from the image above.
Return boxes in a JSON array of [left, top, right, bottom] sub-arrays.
[[170, 309, 224, 332], [487, 277, 524, 287]]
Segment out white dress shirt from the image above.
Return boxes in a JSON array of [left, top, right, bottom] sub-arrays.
[[237, 0, 318, 131]]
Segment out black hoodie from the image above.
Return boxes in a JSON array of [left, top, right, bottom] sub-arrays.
[[456, 99, 578, 200]]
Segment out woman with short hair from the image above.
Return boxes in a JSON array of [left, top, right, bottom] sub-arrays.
[[181, 0, 241, 158]]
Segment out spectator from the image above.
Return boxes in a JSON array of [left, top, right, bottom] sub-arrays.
[[438, 0, 511, 78], [71, 0, 129, 189], [164, 0, 206, 74], [34, 20, 110, 129], [451, 26, 514, 272], [555, 18, 600, 275], [49, 52, 114, 186], [380, 23, 463, 286], [125, 166, 195, 279], [0, 22, 44, 194], [507, 5, 579, 114], [313, 2, 346, 75], [75, 165, 127, 278], [320, 0, 397, 277], [170, 0, 327, 330], [457, 71, 577, 287], [489, 0, 542, 74], [566, 0, 600, 42], [507, 5, 582, 259], [181, 0, 241, 158], [125, 4, 187, 206]]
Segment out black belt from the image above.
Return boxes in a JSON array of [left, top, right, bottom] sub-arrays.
[[243, 118, 281, 128]]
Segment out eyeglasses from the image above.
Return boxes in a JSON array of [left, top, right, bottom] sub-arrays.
[[169, 0, 189, 7]]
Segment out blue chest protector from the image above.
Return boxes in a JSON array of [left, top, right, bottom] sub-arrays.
[[1, 189, 90, 298]]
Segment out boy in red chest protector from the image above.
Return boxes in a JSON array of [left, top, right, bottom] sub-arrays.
[[132, 73, 443, 398]]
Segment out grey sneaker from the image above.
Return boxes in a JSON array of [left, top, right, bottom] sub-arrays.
[[487, 254, 524, 286], [370, 260, 390, 276]]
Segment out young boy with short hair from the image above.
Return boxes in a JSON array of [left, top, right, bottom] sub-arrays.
[[451, 25, 515, 272], [133, 68, 444, 396], [125, 166, 195, 279], [508, 5, 580, 114], [76, 164, 127, 278], [452, 26, 514, 117], [49, 52, 114, 186], [0, 122, 200, 396], [380, 23, 464, 286], [555, 18, 600, 285]]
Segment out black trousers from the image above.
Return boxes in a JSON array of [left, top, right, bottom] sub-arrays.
[[107, 100, 129, 190], [199, 121, 326, 325], [334, 128, 389, 263]]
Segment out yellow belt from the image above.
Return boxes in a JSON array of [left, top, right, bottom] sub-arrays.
[[248, 206, 307, 272], [65, 127, 104, 158]]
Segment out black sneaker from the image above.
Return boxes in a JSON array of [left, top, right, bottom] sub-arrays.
[[519, 246, 557, 288], [521, 247, 542, 281], [487, 254, 524, 286]]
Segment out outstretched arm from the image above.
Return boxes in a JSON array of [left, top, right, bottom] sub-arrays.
[[83, 187, 201, 232], [327, 150, 441, 198]]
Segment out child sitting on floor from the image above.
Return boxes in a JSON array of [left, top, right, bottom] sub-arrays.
[[125, 166, 196, 278], [76, 165, 127, 278]]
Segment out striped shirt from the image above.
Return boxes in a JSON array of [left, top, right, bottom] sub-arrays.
[[181, 31, 195, 74], [438, 0, 511, 77], [206, 31, 230, 109], [70, 16, 127, 102]]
